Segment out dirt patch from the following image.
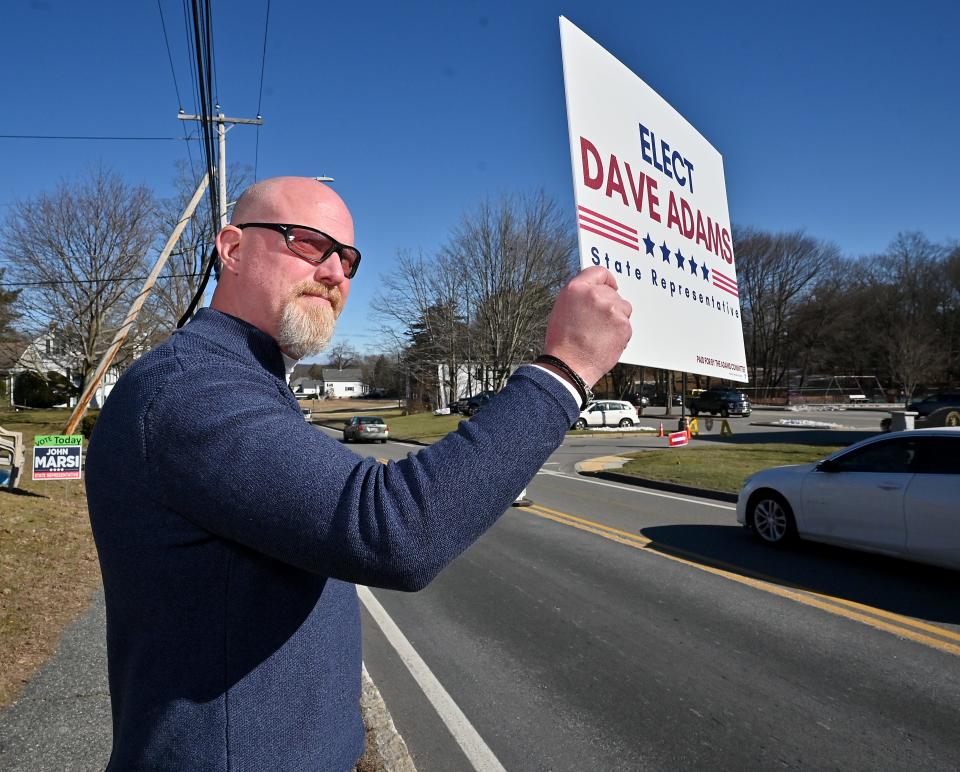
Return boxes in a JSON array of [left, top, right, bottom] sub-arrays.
[[0, 409, 102, 708], [0, 477, 101, 708]]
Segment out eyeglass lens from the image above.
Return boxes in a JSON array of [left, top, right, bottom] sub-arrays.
[[286, 227, 359, 278]]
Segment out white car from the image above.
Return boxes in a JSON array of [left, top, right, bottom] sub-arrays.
[[737, 428, 960, 570], [573, 400, 639, 430]]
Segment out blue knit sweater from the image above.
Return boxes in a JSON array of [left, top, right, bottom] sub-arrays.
[[85, 308, 578, 771]]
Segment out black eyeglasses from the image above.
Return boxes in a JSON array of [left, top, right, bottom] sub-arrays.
[[236, 222, 361, 279]]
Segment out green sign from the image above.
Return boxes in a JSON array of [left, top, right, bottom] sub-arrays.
[[34, 435, 83, 447]]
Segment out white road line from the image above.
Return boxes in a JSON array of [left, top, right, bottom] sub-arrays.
[[357, 586, 507, 772], [535, 468, 736, 510]]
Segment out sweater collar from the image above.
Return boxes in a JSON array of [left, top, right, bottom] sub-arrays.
[[180, 308, 287, 380]]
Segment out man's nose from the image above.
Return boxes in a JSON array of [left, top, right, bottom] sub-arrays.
[[314, 253, 347, 286]]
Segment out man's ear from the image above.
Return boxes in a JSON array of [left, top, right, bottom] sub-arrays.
[[216, 225, 243, 274]]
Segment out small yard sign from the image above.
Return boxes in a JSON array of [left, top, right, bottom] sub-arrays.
[[33, 435, 83, 480]]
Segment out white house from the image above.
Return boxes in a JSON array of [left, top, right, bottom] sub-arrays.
[[1, 330, 121, 408], [321, 368, 365, 398], [290, 378, 324, 397]]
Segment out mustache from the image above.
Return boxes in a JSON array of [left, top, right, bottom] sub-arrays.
[[293, 281, 344, 312]]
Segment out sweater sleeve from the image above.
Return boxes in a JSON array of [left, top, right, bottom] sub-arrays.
[[143, 364, 579, 590]]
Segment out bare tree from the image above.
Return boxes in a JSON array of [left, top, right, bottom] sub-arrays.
[[0, 267, 20, 337], [735, 227, 839, 393], [376, 192, 576, 404], [375, 248, 473, 404], [444, 192, 577, 389], [0, 167, 157, 390], [869, 232, 948, 403], [325, 341, 359, 370]]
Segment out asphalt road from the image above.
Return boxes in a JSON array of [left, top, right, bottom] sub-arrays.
[[3, 411, 949, 771], [345, 420, 960, 771]]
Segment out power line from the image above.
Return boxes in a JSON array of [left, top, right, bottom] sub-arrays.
[[156, 0, 197, 175], [256, 0, 271, 116], [0, 134, 193, 141], [0, 271, 205, 289], [254, 0, 272, 182], [157, 0, 184, 109]]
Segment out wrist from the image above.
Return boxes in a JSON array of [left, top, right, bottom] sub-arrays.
[[533, 354, 593, 409]]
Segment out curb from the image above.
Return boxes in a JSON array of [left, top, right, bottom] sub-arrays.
[[357, 665, 418, 772], [574, 457, 738, 503]]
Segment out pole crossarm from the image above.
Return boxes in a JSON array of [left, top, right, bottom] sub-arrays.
[[178, 114, 263, 125], [63, 174, 211, 436]]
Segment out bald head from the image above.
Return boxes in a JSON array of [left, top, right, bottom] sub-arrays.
[[230, 177, 354, 237], [211, 176, 356, 354]]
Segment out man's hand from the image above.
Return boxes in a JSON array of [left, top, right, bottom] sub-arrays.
[[542, 267, 632, 388]]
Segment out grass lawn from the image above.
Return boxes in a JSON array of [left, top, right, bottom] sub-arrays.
[[0, 407, 101, 707], [618, 443, 843, 494]]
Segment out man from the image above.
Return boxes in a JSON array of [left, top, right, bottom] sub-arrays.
[[86, 177, 631, 770]]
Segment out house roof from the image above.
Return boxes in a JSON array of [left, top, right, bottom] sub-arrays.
[[290, 364, 315, 382], [0, 339, 30, 371], [291, 378, 324, 389], [322, 368, 363, 383]]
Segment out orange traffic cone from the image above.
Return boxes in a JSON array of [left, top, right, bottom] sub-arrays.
[[658, 421, 665, 438]]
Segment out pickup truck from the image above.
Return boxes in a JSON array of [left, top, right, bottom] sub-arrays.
[[688, 387, 751, 417]]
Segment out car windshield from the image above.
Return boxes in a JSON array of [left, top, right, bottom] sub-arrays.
[[358, 417, 385, 425]]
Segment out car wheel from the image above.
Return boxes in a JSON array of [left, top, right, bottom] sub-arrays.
[[945, 410, 960, 427], [342, 433, 350, 443], [690, 406, 699, 417], [618, 418, 633, 427], [720, 407, 730, 418], [748, 492, 797, 547], [574, 418, 587, 430]]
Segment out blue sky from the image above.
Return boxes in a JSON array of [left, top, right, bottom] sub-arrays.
[[2, 0, 957, 356]]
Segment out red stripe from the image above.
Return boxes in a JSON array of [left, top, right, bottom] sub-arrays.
[[577, 214, 638, 243], [712, 280, 739, 297], [579, 224, 640, 251], [712, 268, 737, 285], [712, 271, 738, 288], [712, 277, 738, 293], [577, 205, 637, 234]]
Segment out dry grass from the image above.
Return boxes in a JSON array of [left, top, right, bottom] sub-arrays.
[[0, 408, 101, 708]]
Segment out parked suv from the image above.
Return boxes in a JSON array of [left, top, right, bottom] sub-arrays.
[[688, 387, 751, 417], [572, 400, 639, 430]]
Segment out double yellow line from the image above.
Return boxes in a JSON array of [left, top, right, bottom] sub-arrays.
[[524, 503, 960, 658]]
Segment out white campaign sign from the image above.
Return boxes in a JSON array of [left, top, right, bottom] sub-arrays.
[[560, 17, 748, 382]]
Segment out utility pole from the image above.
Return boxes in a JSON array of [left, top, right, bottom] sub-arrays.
[[178, 108, 262, 304]]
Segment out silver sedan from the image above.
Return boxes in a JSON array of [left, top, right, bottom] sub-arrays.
[[737, 428, 960, 570]]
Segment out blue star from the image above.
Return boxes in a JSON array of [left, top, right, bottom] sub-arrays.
[[643, 233, 655, 255], [700, 262, 709, 281], [675, 249, 686, 269], [659, 242, 671, 263], [688, 255, 698, 275]]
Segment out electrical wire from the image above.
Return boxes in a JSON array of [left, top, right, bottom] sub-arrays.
[[254, 0, 272, 182], [0, 134, 191, 141], [179, 0, 222, 327], [0, 271, 205, 288], [156, 0, 197, 177], [157, 0, 184, 108]]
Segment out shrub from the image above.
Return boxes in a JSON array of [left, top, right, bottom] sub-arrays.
[[80, 412, 99, 439]]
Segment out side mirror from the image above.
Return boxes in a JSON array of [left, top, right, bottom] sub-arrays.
[[816, 459, 837, 473], [343, 420, 351, 427]]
